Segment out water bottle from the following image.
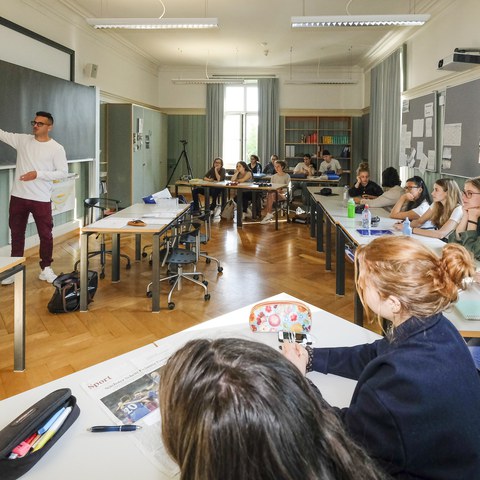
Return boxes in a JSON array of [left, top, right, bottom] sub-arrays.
[[347, 198, 355, 218], [362, 204, 371, 229], [402, 217, 412, 236], [342, 185, 349, 207]]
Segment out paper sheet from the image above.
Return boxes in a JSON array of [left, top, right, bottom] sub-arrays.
[[90, 217, 131, 228], [412, 118, 424, 138], [443, 123, 462, 146]]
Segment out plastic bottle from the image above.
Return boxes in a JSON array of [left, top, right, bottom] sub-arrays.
[[362, 204, 371, 229], [347, 198, 355, 218], [342, 185, 349, 207], [402, 216, 412, 236]]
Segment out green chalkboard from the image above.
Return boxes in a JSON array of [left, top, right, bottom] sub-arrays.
[[0, 59, 95, 166]]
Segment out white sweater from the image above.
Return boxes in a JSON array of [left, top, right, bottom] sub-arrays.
[[0, 130, 68, 202]]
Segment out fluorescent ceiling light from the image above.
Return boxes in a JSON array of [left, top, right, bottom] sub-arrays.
[[284, 79, 357, 85], [86, 18, 218, 29], [291, 14, 430, 27], [172, 79, 245, 85]]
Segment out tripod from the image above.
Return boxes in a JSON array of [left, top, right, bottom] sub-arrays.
[[165, 140, 194, 189]]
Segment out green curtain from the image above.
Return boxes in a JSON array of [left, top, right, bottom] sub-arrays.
[[206, 84, 224, 172], [258, 78, 279, 165], [368, 48, 402, 183]]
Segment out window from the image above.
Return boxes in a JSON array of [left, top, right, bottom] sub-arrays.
[[223, 83, 258, 169]]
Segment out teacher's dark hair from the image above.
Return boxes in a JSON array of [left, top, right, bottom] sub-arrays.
[[36, 111, 54, 124], [160, 338, 385, 480]]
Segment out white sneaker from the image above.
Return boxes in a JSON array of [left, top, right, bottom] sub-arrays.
[[260, 213, 274, 224], [39, 266, 57, 283], [1, 276, 14, 285]]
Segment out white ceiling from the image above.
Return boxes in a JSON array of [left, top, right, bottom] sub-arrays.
[[63, 0, 451, 71]]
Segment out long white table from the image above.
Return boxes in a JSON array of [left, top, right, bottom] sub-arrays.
[[80, 203, 190, 313], [0, 256, 26, 371], [0, 293, 380, 479], [308, 187, 480, 334]]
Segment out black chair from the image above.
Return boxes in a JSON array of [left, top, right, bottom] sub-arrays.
[[184, 213, 223, 273], [146, 221, 210, 310], [74, 197, 131, 279]]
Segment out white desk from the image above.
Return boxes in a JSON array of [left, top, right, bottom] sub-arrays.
[[308, 187, 453, 326], [80, 203, 190, 313], [175, 180, 287, 228], [0, 256, 26, 371], [0, 293, 380, 479]]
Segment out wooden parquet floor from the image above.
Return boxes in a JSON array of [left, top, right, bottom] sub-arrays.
[[0, 216, 361, 400]]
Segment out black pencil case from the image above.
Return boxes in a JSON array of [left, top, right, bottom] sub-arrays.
[[0, 388, 80, 480]]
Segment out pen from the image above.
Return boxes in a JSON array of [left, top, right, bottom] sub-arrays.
[[87, 425, 142, 432], [38, 407, 65, 434], [8, 433, 40, 459], [32, 406, 73, 452]]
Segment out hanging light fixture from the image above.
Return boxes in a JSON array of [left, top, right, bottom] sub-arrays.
[[291, 14, 430, 27], [86, 18, 218, 29], [86, 0, 218, 29], [291, 0, 429, 28]]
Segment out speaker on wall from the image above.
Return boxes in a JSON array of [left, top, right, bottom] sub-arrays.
[[84, 63, 98, 79]]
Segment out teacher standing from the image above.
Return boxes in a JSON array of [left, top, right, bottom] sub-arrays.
[[0, 111, 68, 285]]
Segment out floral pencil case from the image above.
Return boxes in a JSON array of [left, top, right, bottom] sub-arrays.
[[249, 300, 312, 333]]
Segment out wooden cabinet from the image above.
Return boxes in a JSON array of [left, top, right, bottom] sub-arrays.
[[106, 104, 167, 207], [284, 116, 352, 181]]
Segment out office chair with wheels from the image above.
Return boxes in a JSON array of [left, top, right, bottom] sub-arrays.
[[184, 213, 223, 273], [74, 197, 131, 279], [146, 222, 210, 310]]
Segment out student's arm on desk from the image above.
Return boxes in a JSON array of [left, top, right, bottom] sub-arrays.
[[412, 218, 459, 239]]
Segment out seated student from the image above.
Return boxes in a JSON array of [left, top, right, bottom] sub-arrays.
[[318, 149, 342, 175], [292, 154, 315, 206], [231, 161, 253, 219], [159, 337, 385, 480], [450, 176, 480, 260], [191, 157, 226, 214], [358, 167, 403, 209], [390, 175, 432, 222], [293, 153, 316, 176], [394, 178, 462, 240], [263, 154, 278, 175], [261, 160, 291, 224], [248, 154, 262, 174], [348, 165, 383, 201], [283, 236, 480, 479]]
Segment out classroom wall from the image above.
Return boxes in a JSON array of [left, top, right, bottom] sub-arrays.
[[404, 0, 480, 93], [1, 0, 160, 105], [158, 67, 365, 112]]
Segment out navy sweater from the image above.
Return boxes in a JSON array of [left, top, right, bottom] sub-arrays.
[[311, 314, 480, 479], [348, 180, 383, 198]]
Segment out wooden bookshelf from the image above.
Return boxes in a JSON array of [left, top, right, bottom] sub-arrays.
[[284, 116, 352, 182]]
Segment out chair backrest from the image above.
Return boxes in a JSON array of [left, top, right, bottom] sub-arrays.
[[83, 197, 121, 225]]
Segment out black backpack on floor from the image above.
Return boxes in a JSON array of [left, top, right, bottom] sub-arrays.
[[47, 270, 98, 313]]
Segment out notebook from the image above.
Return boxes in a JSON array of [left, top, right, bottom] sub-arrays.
[[455, 300, 480, 320]]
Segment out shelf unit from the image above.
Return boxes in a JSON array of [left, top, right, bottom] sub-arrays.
[[284, 116, 352, 182]]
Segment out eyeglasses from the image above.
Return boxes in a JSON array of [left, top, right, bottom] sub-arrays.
[[405, 186, 420, 190], [462, 190, 480, 199], [31, 121, 50, 127]]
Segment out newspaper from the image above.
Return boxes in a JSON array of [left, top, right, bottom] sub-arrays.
[[82, 346, 180, 478]]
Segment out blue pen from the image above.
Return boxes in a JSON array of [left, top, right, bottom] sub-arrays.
[[38, 407, 65, 435]]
